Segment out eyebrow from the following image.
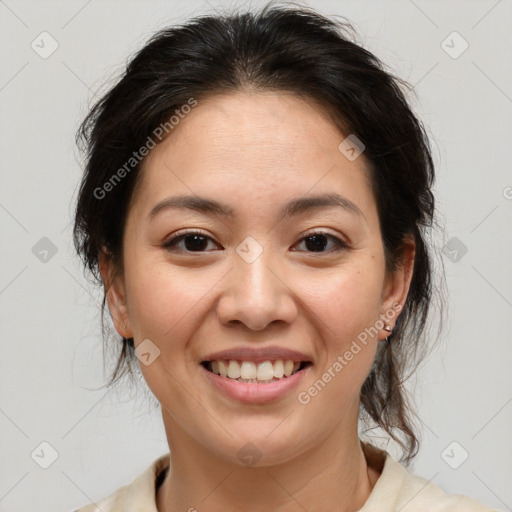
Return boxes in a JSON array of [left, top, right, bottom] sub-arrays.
[[147, 192, 365, 220]]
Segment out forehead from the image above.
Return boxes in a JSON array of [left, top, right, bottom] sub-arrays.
[[130, 91, 376, 220], [162, 91, 347, 158]]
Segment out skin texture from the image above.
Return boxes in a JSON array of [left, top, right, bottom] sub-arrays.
[[100, 91, 415, 512]]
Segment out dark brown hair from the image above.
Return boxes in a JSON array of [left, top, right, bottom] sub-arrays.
[[73, 2, 444, 464]]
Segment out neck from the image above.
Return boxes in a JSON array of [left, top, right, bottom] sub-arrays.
[[156, 412, 380, 512]]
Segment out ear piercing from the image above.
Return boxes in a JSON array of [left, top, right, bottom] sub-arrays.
[[383, 325, 392, 333]]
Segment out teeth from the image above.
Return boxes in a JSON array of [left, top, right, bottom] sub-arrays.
[[257, 361, 274, 381], [227, 360, 241, 379], [273, 360, 284, 378], [218, 360, 228, 377], [207, 359, 306, 382], [240, 361, 257, 379]]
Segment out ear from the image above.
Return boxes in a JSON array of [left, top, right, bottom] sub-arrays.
[[99, 248, 132, 338], [379, 235, 415, 338]]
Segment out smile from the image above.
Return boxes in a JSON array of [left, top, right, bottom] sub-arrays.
[[200, 359, 313, 403], [202, 359, 312, 383]]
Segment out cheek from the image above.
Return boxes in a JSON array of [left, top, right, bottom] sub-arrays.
[[124, 259, 213, 346], [122, 261, 212, 406], [297, 271, 382, 420], [298, 256, 384, 401], [306, 259, 384, 345]]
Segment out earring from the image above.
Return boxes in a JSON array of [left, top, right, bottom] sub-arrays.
[[383, 325, 392, 343]]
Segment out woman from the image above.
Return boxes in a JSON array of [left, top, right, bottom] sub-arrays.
[[72, 4, 495, 511]]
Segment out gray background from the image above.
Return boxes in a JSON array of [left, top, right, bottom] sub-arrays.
[[0, 1, 511, 511]]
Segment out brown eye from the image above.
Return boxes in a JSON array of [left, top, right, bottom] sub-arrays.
[[292, 232, 348, 253], [163, 231, 221, 252]]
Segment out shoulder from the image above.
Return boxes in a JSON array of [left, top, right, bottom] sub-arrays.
[[72, 452, 170, 512], [361, 443, 498, 512], [397, 465, 497, 511], [72, 484, 127, 512]]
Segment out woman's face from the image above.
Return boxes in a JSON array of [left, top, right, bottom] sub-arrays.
[[102, 91, 413, 466]]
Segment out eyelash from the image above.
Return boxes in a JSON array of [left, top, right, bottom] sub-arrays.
[[162, 229, 349, 254]]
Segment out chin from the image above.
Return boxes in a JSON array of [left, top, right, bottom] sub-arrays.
[[206, 422, 311, 468]]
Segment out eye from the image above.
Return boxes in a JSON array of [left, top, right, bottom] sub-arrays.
[[162, 229, 348, 254], [291, 230, 348, 253], [162, 230, 221, 253]]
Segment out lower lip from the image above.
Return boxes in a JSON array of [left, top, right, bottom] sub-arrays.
[[200, 364, 311, 404]]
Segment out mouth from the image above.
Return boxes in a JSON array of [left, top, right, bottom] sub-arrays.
[[199, 346, 314, 403], [200, 359, 313, 383]]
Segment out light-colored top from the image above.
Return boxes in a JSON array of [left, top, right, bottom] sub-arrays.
[[73, 443, 498, 512]]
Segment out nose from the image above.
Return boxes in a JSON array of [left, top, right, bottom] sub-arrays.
[[215, 245, 298, 331]]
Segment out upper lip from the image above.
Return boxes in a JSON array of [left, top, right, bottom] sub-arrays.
[[201, 345, 313, 364]]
